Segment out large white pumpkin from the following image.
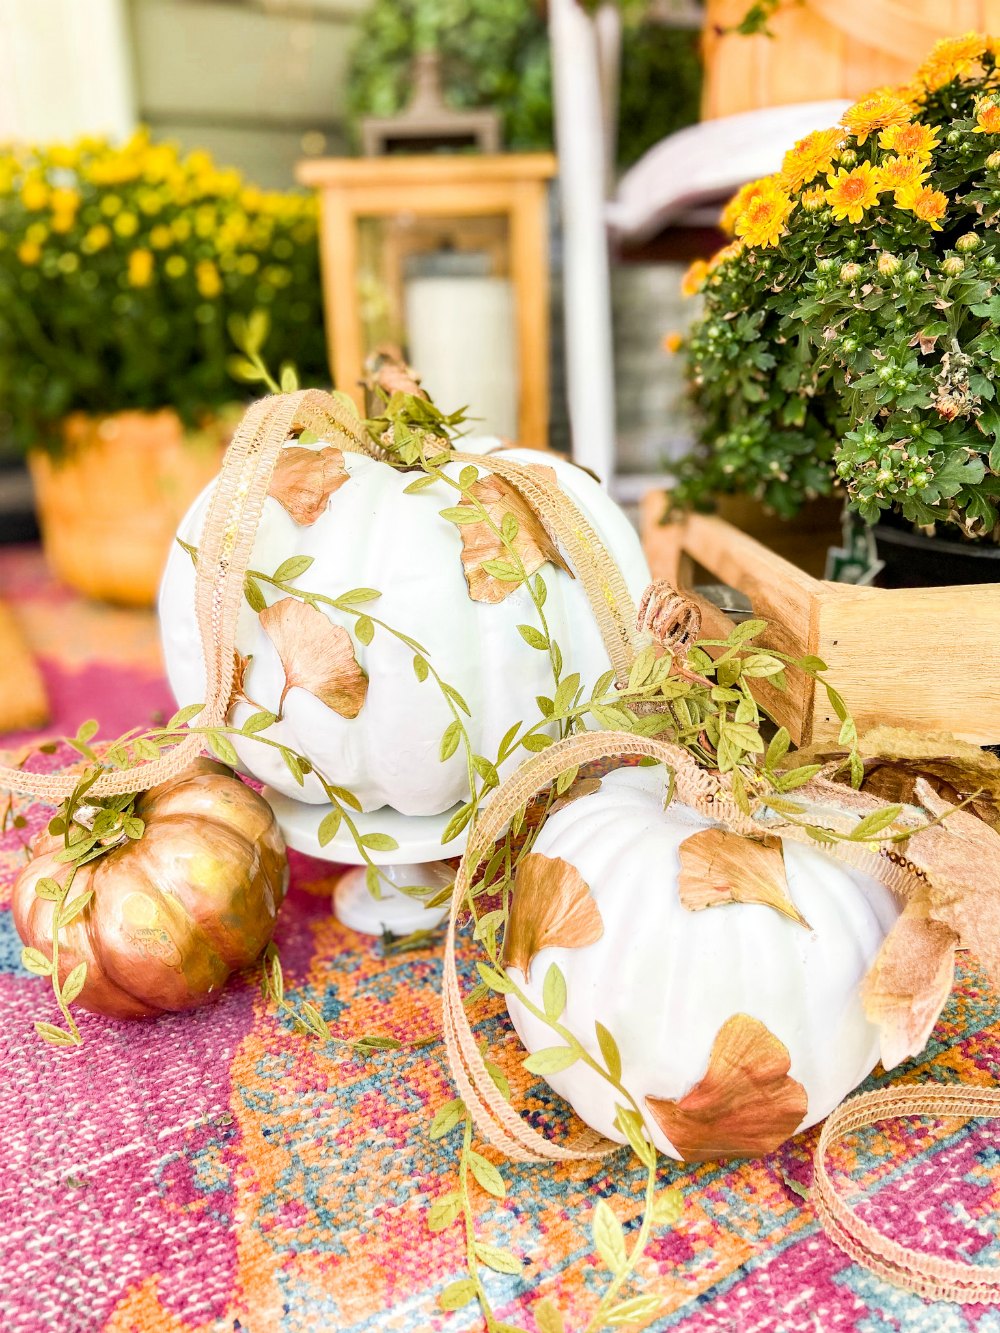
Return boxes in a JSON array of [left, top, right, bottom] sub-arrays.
[[505, 765, 902, 1162], [159, 442, 649, 815]]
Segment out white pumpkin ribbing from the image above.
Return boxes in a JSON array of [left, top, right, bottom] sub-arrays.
[[158, 445, 650, 814], [505, 765, 901, 1159]]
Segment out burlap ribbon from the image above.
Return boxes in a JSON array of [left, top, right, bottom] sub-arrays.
[[445, 727, 1000, 1302], [1, 389, 997, 1301]]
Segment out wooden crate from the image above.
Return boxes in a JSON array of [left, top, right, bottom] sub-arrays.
[[640, 491, 1000, 747], [701, 0, 1000, 121]]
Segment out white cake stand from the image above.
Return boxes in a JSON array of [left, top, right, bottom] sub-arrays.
[[264, 789, 467, 936]]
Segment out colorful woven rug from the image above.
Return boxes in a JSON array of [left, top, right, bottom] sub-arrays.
[[1, 544, 998, 1333]]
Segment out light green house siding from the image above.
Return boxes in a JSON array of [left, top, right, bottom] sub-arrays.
[[128, 0, 370, 187]]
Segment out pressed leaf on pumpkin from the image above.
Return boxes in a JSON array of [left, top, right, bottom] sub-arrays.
[[259, 597, 367, 718], [779, 725, 1000, 832], [503, 852, 603, 982], [458, 467, 573, 604], [860, 886, 957, 1071], [677, 826, 810, 929], [645, 1014, 808, 1162], [229, 650, 264, 713], [267, 445, 350, 525], [783, 772, 1000, 1069]]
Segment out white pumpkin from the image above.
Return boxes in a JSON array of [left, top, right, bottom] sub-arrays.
[[159, 442, 649, 815], [504, 765, 902, 1162]]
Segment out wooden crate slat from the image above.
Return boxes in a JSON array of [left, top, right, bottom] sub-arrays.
[[640, 490, 1000, 747]]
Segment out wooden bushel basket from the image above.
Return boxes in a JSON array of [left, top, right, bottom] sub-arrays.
[[640, 491, 1000, 748], [701, 0, 1000, 121]]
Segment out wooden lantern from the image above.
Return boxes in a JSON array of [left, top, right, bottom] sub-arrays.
[[296, 154, 556, 447]]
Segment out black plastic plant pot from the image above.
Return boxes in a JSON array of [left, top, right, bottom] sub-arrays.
[[874, 517, 1000, 588]]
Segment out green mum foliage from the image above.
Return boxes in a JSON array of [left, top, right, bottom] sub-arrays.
[[675, 38, 1000, 540], [0, 130, 328, 456]]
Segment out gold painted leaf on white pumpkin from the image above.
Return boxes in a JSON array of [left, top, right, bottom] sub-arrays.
[[646, 1014, 808, 1162], [459, 468, 573, 604], [229, 649, 262, 713], [677, 826, 810, 929], [861, 886, 957, 1070], [267, 445, 350, 525], [259, 597, 368, 718], [503, 852, 603, 981]]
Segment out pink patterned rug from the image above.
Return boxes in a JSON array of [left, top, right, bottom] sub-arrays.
[[1, 544, 998, 1332]]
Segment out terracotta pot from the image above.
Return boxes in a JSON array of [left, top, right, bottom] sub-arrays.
[[29, 408, 234, 607]]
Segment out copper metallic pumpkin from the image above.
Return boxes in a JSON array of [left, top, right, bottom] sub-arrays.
[[12, 759, 288, 1018]]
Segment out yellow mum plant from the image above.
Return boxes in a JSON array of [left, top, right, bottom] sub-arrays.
[[0, 129, 326, 455], [675, 32, 1000, 541]]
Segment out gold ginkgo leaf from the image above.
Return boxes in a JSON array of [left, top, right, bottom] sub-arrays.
[[267, 445, 350, 525], [228, 649, 264, 714], [503, 852, 603, 981], [460, 467, 573, 604], [646, 1014, 808, 1162], [860, 886, 957, 1070], [677, 826, 810, 929], [259, 597, 368, 718]]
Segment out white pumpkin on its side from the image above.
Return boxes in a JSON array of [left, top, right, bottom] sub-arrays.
[[504, 765, 903, 1162], [158, 440, 649, 815]]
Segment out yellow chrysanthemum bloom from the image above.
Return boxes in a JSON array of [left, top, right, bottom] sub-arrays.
[[681, 258, 708, 296], [20, 178, 49, 211], [878, 121, 940, 157], [82, 224, 111, 253], [974, 97, 1000, 134], [825, 162, 882, 223], [800, 185, 826, 211], [47, 144, 79, 169], [780, 128, 845, 191], [720, 178, 771, 237], [196, 259, 222, 298], [149, 224, 172, 249], [17, 240, 41, 265], [896, 183, 948, 230], [840, 94, 912, 145], [49, 187, 80, 214], [164, 254, 187, 279], [878, 154, 928, 195], [917, 32, 987, 90], [128, 248, 154, 286], [114, 211, 139, 238], [735, 180, 795, 248], [50, 211, 76, 235]]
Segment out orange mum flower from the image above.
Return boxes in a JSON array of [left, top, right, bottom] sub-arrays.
[[707, 240, 744, 271], [734, 180, 795, 249], [780, 128, 846, 191], [825, 162, 882, 223], [840, 94, 912, 145], [878, 122, 940, 157], [975, 98, 1000, 134], [662, 331, 683, 354], [681, 259, 708, 296], [720, 178, 769, 237], [896, 183, 948, 230], [878, 154, 928, 195], [917, 32, 988, 91]]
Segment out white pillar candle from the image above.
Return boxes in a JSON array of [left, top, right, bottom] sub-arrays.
[[404, 275, 518, 441]]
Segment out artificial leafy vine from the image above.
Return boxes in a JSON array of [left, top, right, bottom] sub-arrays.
[[6, 358, 911, 1331]]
